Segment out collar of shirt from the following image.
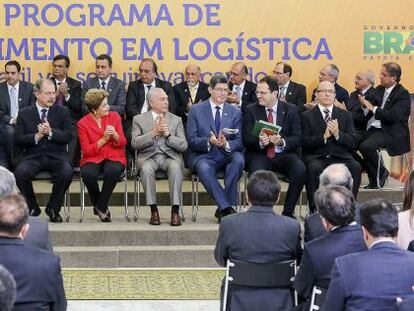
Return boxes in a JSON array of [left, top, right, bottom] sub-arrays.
[[98, 77, 111, 86], [233, 80, 246, 92], [210, 100, 224, 116], [370, 238, 396, 249], [151, 110, 164, 120], [55, 77, 67, 85], [35, 102, 48, 116], [384, 84, 396, 95], [361, 86, 371, 95], [266, 102, 278, 116], [187, 82, 199, 90], [7, 81, 19, 93], [144, 81, 156, 89], [330, 221, 358, 232], [280, 80, 290, 91], [318, 104, 333, 115]]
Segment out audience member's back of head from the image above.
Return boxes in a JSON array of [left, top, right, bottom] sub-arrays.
[[0, 194, 28, 237], [0, 264, 16, 311], [0, 167, 16, 196], [319, 164, 353, 191], [360, 199, 398, 238], [315, 186, 355, 226], [246, 170, 281, 207]]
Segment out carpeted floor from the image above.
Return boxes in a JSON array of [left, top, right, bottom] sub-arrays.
[[63, 269, 224, 300]]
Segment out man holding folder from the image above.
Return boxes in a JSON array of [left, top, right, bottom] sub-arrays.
[[187, 74, 244, 221], [243, 76, 305, 219]]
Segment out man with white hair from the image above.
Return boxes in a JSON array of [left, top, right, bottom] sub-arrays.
[[131, 88, 187, 226]]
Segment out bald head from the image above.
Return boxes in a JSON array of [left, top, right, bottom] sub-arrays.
[[319, 164, 353, 191], [354, 70, 375, 91], [229, 62, 248, 85]]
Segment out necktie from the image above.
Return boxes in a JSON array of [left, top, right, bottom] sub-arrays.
[[235, 86, 242, 99], [40, 109, 47, 123], [267, 108, 275, 159], [215, 106, 221, 135], [279, 86, 286, 101], [189, 86, 197, 103], [56, 82, 64, 105], [101, 81, 106, 90], [9, 86, 18, 118], [381, 90, 389, 108], [323, 108, 331, 123]]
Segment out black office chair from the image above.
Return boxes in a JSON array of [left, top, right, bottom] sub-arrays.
[[222, 258, 297, 311]]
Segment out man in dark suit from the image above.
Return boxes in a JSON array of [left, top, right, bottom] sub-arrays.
[[243, 76, 305, 218], [323, 199, 414, 310], [347, 70, 376, 171], [0, 194, 66, 310], [358, 62, 411, 189], [272, 62, 307, 110], [125, 58, 175, 156], [227, 61, 257, 112], [82, 54, 126, 116], [215, 170, 302, 311], [14, 79, 73, 222], [0, 166, 52, 251], [187, 74, 244, 220], [301, 81, 361, 213], [173, 64, 210, 126], [304, 163, 355, 242], [295, 186, 367, 305], [0, 60, 36, 168], [51, 54, 82, 167]]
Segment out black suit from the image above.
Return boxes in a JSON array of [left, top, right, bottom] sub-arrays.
[[283, 80, 307, 111], [347, 87, 375, 133], [14, 104, 73, 214], [243, 101, 306, 216], [304, 213, 327, 243], [312, 83, 349, 105], [0, 237, 66, 310], [229, 80, 257, 112], [0, 81, 36, 168], [52, 76, 82, 166], [215, 206, 302, 311], [359, 83, 411, 184], [294, 225, 367, 301], [301, 106, 361, 212], [173, 81, 210, 125]]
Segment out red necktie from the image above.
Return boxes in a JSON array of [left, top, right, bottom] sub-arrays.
[[267, 108, 275, 159]]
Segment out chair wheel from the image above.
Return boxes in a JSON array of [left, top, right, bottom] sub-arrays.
[[192, 215, 197, 222], [181, 216, 186, 222], [66, 216, 70, 223], [133, 216, 138, 222], [125, 216, 131, 222]]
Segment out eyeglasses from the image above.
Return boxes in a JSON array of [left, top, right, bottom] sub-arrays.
[[316, 89, 335, 95], [272, 71, 286, 75], [213, 87, 229, 93], [255, 91, 271, 96]]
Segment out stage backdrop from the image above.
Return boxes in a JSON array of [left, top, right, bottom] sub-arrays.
[[1, 0, 413, 179], [1, 0, 413, 92]]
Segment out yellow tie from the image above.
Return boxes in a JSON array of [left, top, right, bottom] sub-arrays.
[[189, 86, 197, 102]]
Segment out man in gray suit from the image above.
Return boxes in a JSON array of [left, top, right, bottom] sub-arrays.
[[0, 60, 36, 168], [131, 88, 187, 226], [215, 170, 302, 311], [0, 166, 52, 251], [82, 54, 126, 116]]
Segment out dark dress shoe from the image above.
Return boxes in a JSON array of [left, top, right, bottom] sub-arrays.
[[223, 207, 236, 217], [364, 183, 378, 189], [214, 209, 221, 219], [150, 210, 161, 225], [170, 211, 182, 226], [45, 208, 63, 223], [93, 208, 111, 223], [378, 168, 389, 188], [29, 206, 41, 217]]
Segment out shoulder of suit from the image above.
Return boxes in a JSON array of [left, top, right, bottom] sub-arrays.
[[172, 81, 186, 90], [67, 76, 81, 86], [156, 78, 172, 88], [110, 77, 125, 85], [245, 80, 257, 89]]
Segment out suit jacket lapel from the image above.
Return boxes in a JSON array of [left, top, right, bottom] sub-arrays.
[[276, 102, 286, 127], [221, 104, 231, 130], [137, 81, 145, 106], [107, 77, 115, 93], [18, 83, 26, 108], [204, 102, 216, 134], [2, 84, 11, 113]]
